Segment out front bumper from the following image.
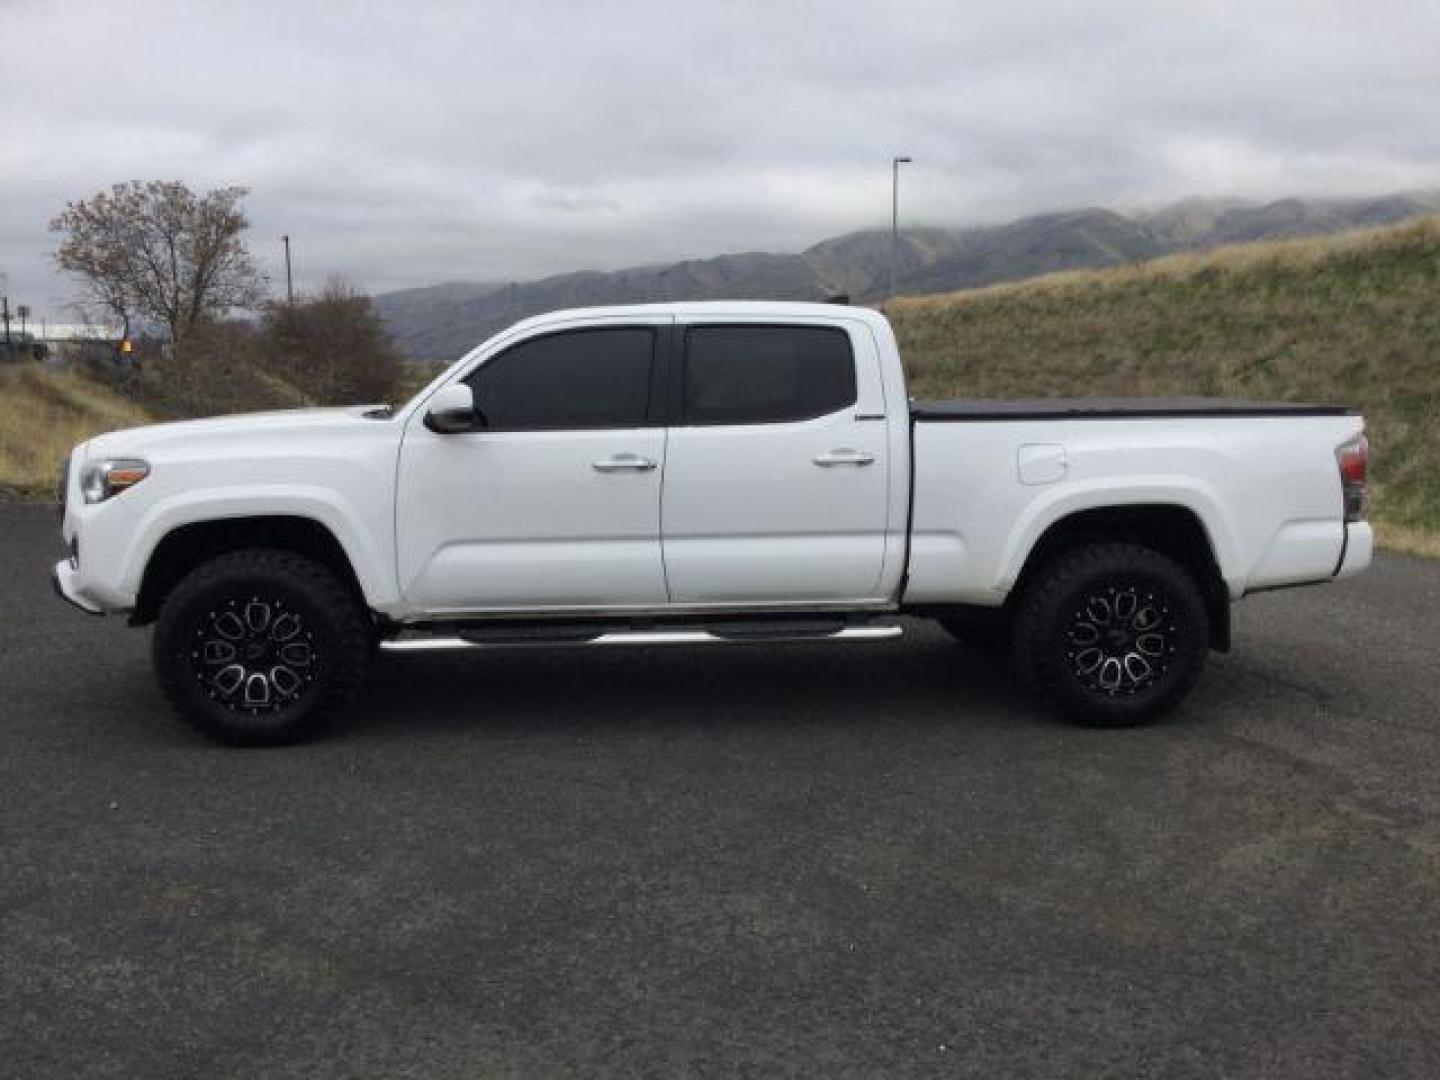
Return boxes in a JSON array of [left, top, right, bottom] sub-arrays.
[[52, 560, 104, 615]]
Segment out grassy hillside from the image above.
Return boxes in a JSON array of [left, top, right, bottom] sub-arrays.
[[888, 217, 1440, 556], [0, 366, 152, 497]]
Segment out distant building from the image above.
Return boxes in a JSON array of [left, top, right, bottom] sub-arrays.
[[39, 322, 124, 347], [33, 322, 134, 366]]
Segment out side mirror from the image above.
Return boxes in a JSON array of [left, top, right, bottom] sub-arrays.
[[424, 383, 481, 434]]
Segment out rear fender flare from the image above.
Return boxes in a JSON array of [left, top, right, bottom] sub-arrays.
[[996, 479, 1240, 599]]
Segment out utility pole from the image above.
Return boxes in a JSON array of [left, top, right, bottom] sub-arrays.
[[890, 156, 912, 299], [1, 272, 11, 346], [281, 235, 294, 304]]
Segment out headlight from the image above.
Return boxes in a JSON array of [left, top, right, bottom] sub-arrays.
[[80, 458, 150, 504]]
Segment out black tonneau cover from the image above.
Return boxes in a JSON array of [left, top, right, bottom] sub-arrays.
[[910, 397, 1353, 421]]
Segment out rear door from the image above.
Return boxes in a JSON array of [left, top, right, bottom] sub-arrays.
[[659, 319, 892, 604]]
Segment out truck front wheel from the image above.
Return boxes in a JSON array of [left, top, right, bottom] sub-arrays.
[[1011, 542, 1209, 726], [153, 549, 371, 745]]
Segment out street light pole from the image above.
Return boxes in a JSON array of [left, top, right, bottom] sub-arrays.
[[281, 235, 294, 304], [890, 156, 912, 299]]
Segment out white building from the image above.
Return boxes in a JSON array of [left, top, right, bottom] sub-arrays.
[[38, 322, 124, 345]]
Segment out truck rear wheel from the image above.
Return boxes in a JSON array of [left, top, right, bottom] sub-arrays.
[[1011, 542, 1209, 726], [153, 549, 371, 745]]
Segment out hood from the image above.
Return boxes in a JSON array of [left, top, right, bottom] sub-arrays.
[[83, 405, 388, 460]]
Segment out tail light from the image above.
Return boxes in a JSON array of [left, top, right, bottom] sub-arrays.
[[1336, 433, 1369, 523]]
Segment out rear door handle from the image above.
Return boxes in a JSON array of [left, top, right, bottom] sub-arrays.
[[813, 448, 876, 467], [592, 453, 658, 473]]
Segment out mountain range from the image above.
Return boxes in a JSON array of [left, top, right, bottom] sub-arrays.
[[373, 192, 1440, 359]]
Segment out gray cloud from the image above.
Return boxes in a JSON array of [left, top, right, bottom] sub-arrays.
[[2, 0, 1438, 318]]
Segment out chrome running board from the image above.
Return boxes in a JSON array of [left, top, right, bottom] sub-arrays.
[[380, 624, 902, 653]]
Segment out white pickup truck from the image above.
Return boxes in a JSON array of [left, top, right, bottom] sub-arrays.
[[53, 302, 1372, 744]]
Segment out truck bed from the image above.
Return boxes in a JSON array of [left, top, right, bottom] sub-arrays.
[[910, 397, 1354, 421]]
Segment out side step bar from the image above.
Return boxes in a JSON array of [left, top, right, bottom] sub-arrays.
[[380, 624, 902, 653]]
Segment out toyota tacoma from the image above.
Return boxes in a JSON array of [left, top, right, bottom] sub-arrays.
[[53, 302, 1372, 743]]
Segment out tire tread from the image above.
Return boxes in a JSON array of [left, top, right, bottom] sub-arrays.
[[153, 548, 370, 744], [1011, 541, 1208, 726]]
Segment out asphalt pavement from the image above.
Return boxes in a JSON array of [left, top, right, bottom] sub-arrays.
[[2, 504, 1438, 1078]]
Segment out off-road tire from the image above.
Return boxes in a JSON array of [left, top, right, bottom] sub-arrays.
[[153, 549, 371, 745], [1012, 542, 1209, 726]]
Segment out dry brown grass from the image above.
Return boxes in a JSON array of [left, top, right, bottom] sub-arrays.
[[1374, 522, 1440, 560], [0, 365, 152, 496], [888, 216, 1440, 551]]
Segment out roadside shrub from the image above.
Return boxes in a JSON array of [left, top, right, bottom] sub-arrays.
[[71, 321, 303, 419], [260, 283, 403, 405]]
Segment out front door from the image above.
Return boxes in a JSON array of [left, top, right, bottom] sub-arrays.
[[397, 318, 671, 613], [660, 320, 891, 605]]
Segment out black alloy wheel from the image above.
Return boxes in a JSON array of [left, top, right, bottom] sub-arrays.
[[1012, 541, 1209, 726], [153, 549, 370, 745]]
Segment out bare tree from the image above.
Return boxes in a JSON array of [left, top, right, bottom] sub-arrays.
[[50, 181, 264, 344]]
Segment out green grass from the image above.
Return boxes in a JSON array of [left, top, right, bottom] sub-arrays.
[[887, 216, 1440, 555]]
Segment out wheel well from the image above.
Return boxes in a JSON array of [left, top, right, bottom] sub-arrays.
[[1012, 505, 1231, 652], [132, 516, 367, 626]]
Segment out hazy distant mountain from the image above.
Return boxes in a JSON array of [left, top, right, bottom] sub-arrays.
[[375, 192, 1440, 359]]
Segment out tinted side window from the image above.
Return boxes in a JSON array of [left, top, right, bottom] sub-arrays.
[[465, 328, 655, 430], [683, 325, 856, 425]]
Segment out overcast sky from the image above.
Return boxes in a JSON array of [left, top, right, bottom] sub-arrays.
[[2, 0, 1439, 318]]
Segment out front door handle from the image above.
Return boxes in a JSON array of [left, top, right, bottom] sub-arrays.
[[813, 448, 876, 467], [592, 454, 658, 473]]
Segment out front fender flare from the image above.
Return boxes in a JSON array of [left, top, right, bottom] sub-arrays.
[[121, 486, 399, 610]]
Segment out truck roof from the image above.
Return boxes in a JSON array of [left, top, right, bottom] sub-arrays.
[[502, 300, 891, 336]]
